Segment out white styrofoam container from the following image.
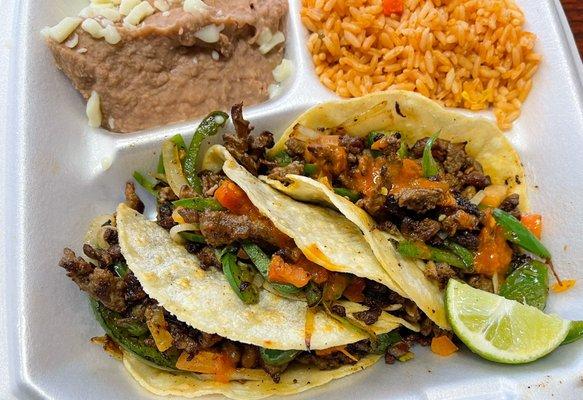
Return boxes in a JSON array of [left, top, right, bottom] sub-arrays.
[[2, 0, 583, 399]]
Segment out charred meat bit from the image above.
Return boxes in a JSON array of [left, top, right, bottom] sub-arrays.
[[467, 275, 494, 293], [59, 248, 127, 312], [460, 170, 491, 189], [199, 210, 288, 248], [165, 317, 200, 354], [261, 361, 288, 383], [339, 135, 366, 155], [330, 304, 347, 317], [443, 142, 468, 173], [241, 345, 260, 369], [102, 227, 118, 245], [356, 194, 388, 217], [423, 261, 458, 289], [454, 194, 481, 216], [222, 341, 242, 366], [441, 210, 479, 236], [124, 182, 144, 213], [451, 230, 480, 251], [124, 272, 147, 303], [195, 246, 222, 271], [410, 137, 448, 161], [396, 187, 443, 213], [353, 307, 382, 325], [499, 193, 520, 212], [157, 202, 176, 230], [158, 186, 178, 203], [400, 217, 441, 242], [198, 170, 224, 197], [267, 161, 304, 183], [177, 208, 200, 224], [285, 137, 307, 157], [375, 219, 400, 235]]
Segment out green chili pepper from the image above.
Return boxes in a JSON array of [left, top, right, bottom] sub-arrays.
[[563, 321, 583, 345], [172, 197, 224, 211], [183, 112, 229, 193], [370, 332, 402, 354], [304, 163, 317, 176], [492, 208, 551, 260], [397, 240, 466, 269], [397, 140, 408, 159], [158, 134, 187, 174], [333, 187, 361, 202], [499, 260, 548, 310], [444, 240, 474, 271], [422, 131, 440, 178], [259, 348, 301, 366], [116, 318, 150, 337], [179, 232, 206, 243], [241, 243, 300, 295], [305, 281, 322, 307], [273, 150, 293, 167], [221, 251, 259, 304], [133, 171, 158, 197], [90, 299, 180, 371], [113, 261, 129, 278]]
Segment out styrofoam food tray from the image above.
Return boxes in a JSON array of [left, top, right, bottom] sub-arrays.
[[2, 0, 583, 398]]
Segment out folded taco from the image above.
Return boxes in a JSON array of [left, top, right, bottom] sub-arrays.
[[57, 106, 424, 399], [255, 91, 526, 329]]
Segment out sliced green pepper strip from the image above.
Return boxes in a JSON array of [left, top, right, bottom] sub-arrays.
[[444, 240, 474, 271], [499, 260, 548, 310], [370, 332, 402, 354], [172, 197, 224, 211], [333, 187, 361, 202], [90, 299, 179, 371], [259, 348, 301, 366], [133, 171, 158, 197], [221, 251, 259, 304], [305, 281, 322, 307], [492, 208, 551, 259], [397, 240, 466, 269], [113, 261, 129, 278], [116, 319, 150, 337], [241, 243, 300, 295], [273, 150, 293, 167], [563, 321, 583, 345], [303, 163, 317, 176], [183, 112, 229, 193], [397, 140, 408, 159], [422, 131, 440, 178], [179, 232, 206, 243]]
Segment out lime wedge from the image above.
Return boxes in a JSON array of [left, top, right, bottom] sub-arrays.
[[445, 279, 569, 364]]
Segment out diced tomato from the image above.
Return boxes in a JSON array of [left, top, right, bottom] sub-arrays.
[[521, 214, 542, 239], [214, 180, 254, 214], [176, 350, 234, 383], [343, 277, 366, 303], [268, 255, 311, 288], [297, 256, 330, 284], [474, 209, 513, 277], [551, 279, 576, 293], [383, 0, 404, 15], [430, 336, 459, 357]]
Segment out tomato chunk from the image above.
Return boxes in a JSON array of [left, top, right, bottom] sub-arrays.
[[474, 209, 513, 277], [214, 180, 253, 214], [383, 0, 404, 15], [268, 255, 311, 288], [521, 214, 542, 239], [431, 336, 459, 357]]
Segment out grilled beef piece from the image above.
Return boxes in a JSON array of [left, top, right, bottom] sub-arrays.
[[454, 195, 481, 216], [199, 210, 288, 248], [158, 186, 178, 203], [102, 227, 118, 245], [124, 182, 144, 213], [274, 246, 304, 263], [410, 137, 449, 161], [441, 210, 479, 236], [194, 246, 221, 271], [267, 161, 304, 182], [199, 170, 223, 197], [467, 275, 494, 293], [356, 193, 388, 217], [375, 219, 400, 235], [59, 248, 127, 312], [83, 243, 123, 268], [339, 135, 366, 155], [157, 202, 176, 230], [443, 142, 468, 173], [460, 170, 491, 189], [499, 193, 520, 211], [362, 280, 405, 309], [240, 344, 260, 369], [285, 137, 307, 157], [124, 273, 147, 303], [400, 217, 441, 242], [451, 230, 480, 251], [223, 104, 274, 175], [396, 187, 443, 213], [331, 304, 346, 317], [423, 261, 458, 288], [261, 361, 288, 383], [353, 307, 382, 325]]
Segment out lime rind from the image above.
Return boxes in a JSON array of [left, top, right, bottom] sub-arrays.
[[446, 279, 569, 364]]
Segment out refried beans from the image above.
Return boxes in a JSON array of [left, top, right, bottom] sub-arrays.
[[44, 0, 288, 133]]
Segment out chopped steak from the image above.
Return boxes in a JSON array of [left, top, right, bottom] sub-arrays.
[[330, 304, 346, 317], [423, 261, 458, 288], [198, 170, 224, 197], [157, 202, 176, 230], [460, 170, 491, 189], [410, 137, 448, 161], [195, 246, 222, 271], [499, 193, 520, 212], [267, 161, 304, 182], [339, 135, 366, 155], [400, 217, 441, 242], [59, 248, 127, 312], [285, 137, 307, 157], [443, 142, 468, 173], [441, 210, 479, 236], [467, 275, 494, 293], [353, 307, 382, 325], [124, 182, 144, 213], [451, 231, 480, 251], [396, 187, 443, 213]]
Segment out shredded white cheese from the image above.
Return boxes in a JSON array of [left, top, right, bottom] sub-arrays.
[[43, 17, 83, 43], [124, 1, 155, 26], [86, 91, 102, 128], [194, 24, 224, 43], [119, 0, 141, 15], [183, 0, 210, 14], [81, 18, 105, 39], [272, 58, 293, 82], [257, 28, 285, 55], [103, 25, 121, 44], [153, 0, 170, 12], [64, 33, 79, 48]]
